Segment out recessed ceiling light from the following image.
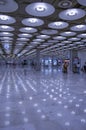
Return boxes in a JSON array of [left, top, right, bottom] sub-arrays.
[[0, 25, 14, 31], [19, 27, 37, 33], [33, 39, 45, 42], [0, 14, 16, 24], [30, 42, 40, 45], [53, 36, 66, 40], [68, 37, 81, 41], [74, 41, 84, 44], [70, 24, 86, 31], [62, 40, 72, 44], [0, 0, 18, 12], [77, 34, 86, 38], [25, 2, 55, 17], [17, 38, 29, 41], [18, 33, 32, 38], [36, 35, 50, 39], [1, 40, 12, 43], [78, 44, 85, 47], [0, 37, 13, 40], [59, 8, 85, 20], [77, 0, 86, 6], [0, 32, 13, 36], [60, 31, 76, 36], [58, 0, 72, 8], [48, 40, 59, 43], [48, 21, 69, 29], [0, 15, 9, 20], [41, 29, 58, 35], [22, 18, 44, 27]]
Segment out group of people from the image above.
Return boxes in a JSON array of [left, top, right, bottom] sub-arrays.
[[82, 62, 86, 73], [73, 62, 80, 73], [62, 61, 86, 74]]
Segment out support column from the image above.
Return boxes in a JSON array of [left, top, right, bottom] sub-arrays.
[[70, 49, 78, 71], [35, 49, 41, 71], [51, 56, 53, 67]]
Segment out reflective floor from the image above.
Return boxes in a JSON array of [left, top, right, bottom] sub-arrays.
[[0, 66, 86, 130]]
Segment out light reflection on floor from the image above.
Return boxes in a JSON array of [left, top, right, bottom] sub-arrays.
[[0, 66, 86, 130]]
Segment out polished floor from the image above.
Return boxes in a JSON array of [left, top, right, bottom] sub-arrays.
[[0, 66, 86, 130]]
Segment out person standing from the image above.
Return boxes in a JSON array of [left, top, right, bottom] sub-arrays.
[[84, 62, 86, 73], [77, 62, 80, 73], [63, 62, 68, 73]]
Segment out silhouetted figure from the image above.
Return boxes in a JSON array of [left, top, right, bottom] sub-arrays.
[[22, 60, 28, 68], [84, 62, 86, 73], [76, 62, 80, 73]]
